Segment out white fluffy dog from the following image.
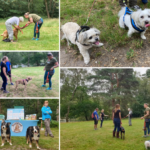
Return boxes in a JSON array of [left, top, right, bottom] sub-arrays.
[[118, 7, 150, 39], [145, 141, 150, 149], [61, 22, 103, 64]]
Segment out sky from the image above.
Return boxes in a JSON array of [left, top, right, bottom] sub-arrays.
[[133, 67, 148, 75]]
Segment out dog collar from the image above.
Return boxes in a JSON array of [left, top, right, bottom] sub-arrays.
[[123, 7, 146, 33], [25, 79, 28, 82], [75, 26, 91, 46]]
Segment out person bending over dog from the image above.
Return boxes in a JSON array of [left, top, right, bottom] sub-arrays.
[[6, 59, 14, 85], [100, 109, 108, 128], [141, 103, 150, 138], [24, 12, 43, 41], [0, 56, 9, 93], [5, 16, 24, 42], [112, 104, 122, 138], [41, 101, 54, 138], [41, 53, 59, 90]]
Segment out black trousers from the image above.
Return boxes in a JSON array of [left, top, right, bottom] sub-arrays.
[[1, 75, 7, 90]]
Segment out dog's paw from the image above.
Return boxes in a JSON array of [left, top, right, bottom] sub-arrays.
[[99, 43, 104, 47], [141, 35, 146, 40], [10, 143, 12, 145], [37, 147, 41, 149], [1, 144, 4, 147], [84, 59, 90, 65], [29, 145, 32, 148]]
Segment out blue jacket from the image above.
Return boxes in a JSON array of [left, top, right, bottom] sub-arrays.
[[41, 106, 52, 121], [93, 110, 99, 120]]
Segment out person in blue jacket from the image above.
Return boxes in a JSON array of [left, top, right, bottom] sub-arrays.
[[93, 108, 99, 130], [41, 100, 54, 137]]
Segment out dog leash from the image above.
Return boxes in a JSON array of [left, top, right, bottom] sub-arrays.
[[20, 23, 30, 29], [84, 0, 96, 25]]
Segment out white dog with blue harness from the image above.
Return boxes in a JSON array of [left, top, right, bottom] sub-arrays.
[[118, 7, 150, 39]]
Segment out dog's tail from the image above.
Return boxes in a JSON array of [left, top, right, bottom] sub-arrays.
[[118, 7, 126, 18]]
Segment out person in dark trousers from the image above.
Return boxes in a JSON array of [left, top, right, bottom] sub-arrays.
[[141, 103, 150, 138], [119, 0, 140, 10], [24, 12, 43, 41], [0, 56, 9, 93], [112, 104, 122, 138], [6, 59, 14, 85], [100, 109, 108, 128], [93, 108, 99, 130], [41, 53, 59, 90]]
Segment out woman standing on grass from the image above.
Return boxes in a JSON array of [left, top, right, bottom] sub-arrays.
[[0, 56, 9, 93], [41, 100, 54, 137], [100, 109, 108, 128], [24, 12, 43, 41], [141, 103, 150, 138], [112, 104, 122, 138], [41, 53, 59, 90]]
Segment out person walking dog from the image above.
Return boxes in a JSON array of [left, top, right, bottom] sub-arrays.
[[93, 108, 99, 130], [5, 16, 24, 42], [41, 100, 54, 138], [112, 104, 122, 138], [41, 53, 59, 90], [6, 59, 14, 85], [100, 109, 108, 128], [0, 56, 9, 93], [127, 108, 132, 126], [24, 12, 43, 41], [141, 103, 150, 138]]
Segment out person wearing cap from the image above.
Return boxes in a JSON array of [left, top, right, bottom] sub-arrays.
[[5, 16, 24, 42], [127, 108, 132, 126], [24, 12, 43, 41], [141, 103, 150, 138], [41, 53, 59, 90]]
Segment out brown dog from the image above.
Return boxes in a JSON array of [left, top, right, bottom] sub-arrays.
[[1, 28, 23, 41], [15, 77, 32, 93]]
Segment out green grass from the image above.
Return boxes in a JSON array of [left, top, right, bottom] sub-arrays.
[[61, 0, 150, 49], [0, 129, 59, 150], [61, 118, 148, 150], [0, 66, 59, 97], [0, 18, 59, 50]]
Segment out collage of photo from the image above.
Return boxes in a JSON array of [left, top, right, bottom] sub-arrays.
[[1, 0, 150, 150]]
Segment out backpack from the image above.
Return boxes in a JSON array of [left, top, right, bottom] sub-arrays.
[[91, 112, 94, 118]]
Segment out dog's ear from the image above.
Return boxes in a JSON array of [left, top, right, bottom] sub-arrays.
[[78, 32, 87, 44], [131, 10, 142, 24], [93, 28, 100, 35]]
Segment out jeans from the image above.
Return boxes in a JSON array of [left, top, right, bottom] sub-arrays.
[[44, 70, 55, 88], [144, 119, 150, 135], [1, 74, 7, 90], [34, 18, 43, 38], [113, 118, 121, 132], [100, 119, 104, 127]]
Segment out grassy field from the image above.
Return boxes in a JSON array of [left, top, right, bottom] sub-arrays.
[[0, 128, 59, 150], [61, 118, 148, 150], [0, 18, 59, 50], [61, 0, 150, 67], [0, 66, 59, 97]]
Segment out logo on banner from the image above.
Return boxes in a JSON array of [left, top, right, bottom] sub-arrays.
[[11, 122, 23, 133]]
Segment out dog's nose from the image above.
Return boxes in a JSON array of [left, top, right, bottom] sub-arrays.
[[145, 21, 149, 24], [95, 38, 99, 41]]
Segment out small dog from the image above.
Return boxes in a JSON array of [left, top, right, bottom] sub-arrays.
[[61, 22, 103, 64], [145, 141, 150, 149], [1, 28, 23, 41], [15, 77, 32, 92], [1, 120, 12, 146], [120, 126, 125, 139], [118, 7, 150, 39], [26, 126, 40, 149]]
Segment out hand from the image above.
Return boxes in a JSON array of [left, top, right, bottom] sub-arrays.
[[141, 117, 144, 120], [50, 68, 54, 71], [6, 76, 9, 81], [43, 68, 45, 71]]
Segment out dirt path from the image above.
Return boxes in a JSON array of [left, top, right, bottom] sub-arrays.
[[60, 39, 150, 67]]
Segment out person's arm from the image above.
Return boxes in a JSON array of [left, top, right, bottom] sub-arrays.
[[50, 62, 59, 70], [119, 112, 122, 125], [3, 67, 8, 80], [28, 17, 33, 24], [41, 107, 49, 114], [141, 111, 149, 119], [10, 64, 11, 70]]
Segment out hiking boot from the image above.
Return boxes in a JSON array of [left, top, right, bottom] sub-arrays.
[[113, 131, 116, 137], [32, 38, 35, 40], [11, 83, 14, 85], [46, 87, 52, 90], [3, 90, 9, 93], [41, 85, 46, 87], [131, 5, 141, 10], [36, 38, 39, 41], [49, 134, 54, 138], [116, 132, 120, 138]]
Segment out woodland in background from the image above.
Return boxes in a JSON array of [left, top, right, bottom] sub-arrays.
[[0, 52, 59, 67], [60, 68, 150, 122], [0, 0, 59, 18]]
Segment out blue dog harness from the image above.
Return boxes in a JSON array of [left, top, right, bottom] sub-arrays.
[[123, 7, 145, 32]]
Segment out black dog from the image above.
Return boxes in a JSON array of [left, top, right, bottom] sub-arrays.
[[1, 120, 12, 146], [120, 126, 125, 139], [26, 126, 40, 149]]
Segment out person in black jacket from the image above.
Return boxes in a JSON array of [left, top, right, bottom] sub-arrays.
[[100, 109, 108, 128]]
